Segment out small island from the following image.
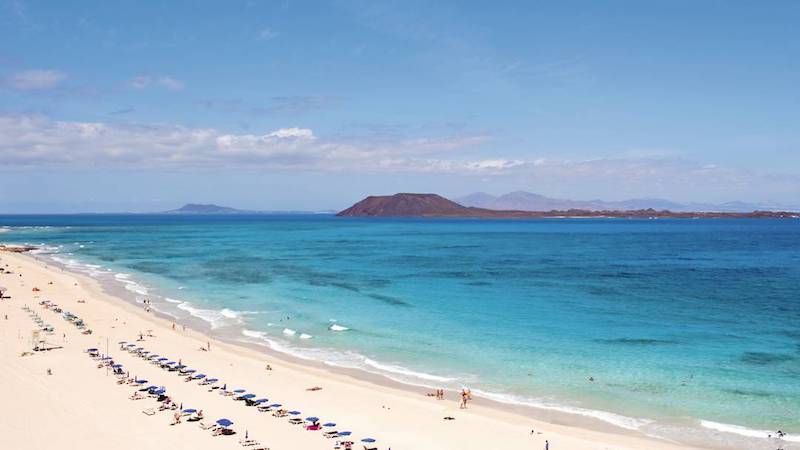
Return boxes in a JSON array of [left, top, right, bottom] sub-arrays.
[[337, 193, 800, 219]]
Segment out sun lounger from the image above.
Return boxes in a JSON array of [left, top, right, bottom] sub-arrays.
[[288, 418, 303, 425], [142, 408, 156, 416], [198, 421, 217, 430]]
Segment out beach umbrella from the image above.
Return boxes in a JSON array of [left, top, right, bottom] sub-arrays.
[[194, 374, 206, 379], [175, 364, 186, 369], [288, 411, 301, 415], [183, 369, 196, 373], [241, 394, 255, 399], [305, 417, 319, 422], [118, 341, 126, 344], [182, 409, 196, 414], [269, 403, 282, 408], [207, 378, 218, 383], [361, 438, 376, 443], [86, 348, 98, 352], [338, 431, 352, 436], [112, 364, 123, 368], [233, 388, 245, 393], [165, 361, 176, 365], [253, 399, 267, 404], [153, 388, 166, 394], [157, 357, 168, 361], [145, 385, 157, 390], [135, 379, 147, 384], [101, 356, 112, 360], [323, 423, 336, 427], [216, 419, 234, 427]]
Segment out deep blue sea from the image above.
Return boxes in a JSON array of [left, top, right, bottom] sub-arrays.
[[2, 215, 799, 448]]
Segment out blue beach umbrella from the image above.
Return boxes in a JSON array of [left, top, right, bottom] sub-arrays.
[[323, 423, 336, 427], [216, 419, 234, 427], [153, 388, 166, 394], [253, 399, 267, 404], [288, 410, 301, 415], [182, 409, 197, 414], [306, 417, 319, 422], [338, 431, 352, 436], [269, 403, 282, 408], [135, 379, 147, 384], [165, 361, 176, 365], [361, 438, 376, 443], [184, 369, 196, 373], [194, 374, 206, 379], [207, 378, 218, 383], [86, 348, 98, 352], [175, 364, 186, 369], [145, 385, 157, 390], [112, 364, 123, 368], [241, 393, 256, 399], [233, 388, 245, 393], [157, 357, 168, 361]]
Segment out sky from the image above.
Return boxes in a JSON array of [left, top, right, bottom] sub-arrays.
[[1, 0, 799, 212]]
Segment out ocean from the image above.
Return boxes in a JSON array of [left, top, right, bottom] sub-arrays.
[[2, 214, 798, 448]]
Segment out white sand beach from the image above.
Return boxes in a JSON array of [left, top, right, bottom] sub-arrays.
[[0, 250, 704, 450]]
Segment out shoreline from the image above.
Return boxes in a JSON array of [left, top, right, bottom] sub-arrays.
[[28, 249, 676, 438], [0, 248, 717, 450]]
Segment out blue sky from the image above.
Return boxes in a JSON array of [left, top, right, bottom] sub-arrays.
[[1, 0, 799, 212]]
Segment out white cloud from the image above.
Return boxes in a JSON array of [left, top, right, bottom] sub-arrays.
[[6, 69, 66, 90], [0, 114, 484, 171], [157, 76, 184, 91], [0, 113, 796, 203], [267, 127, 315, 139], [128, 75, 184, 91]]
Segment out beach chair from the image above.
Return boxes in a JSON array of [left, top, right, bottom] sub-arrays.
[[198, 421, 217, 430], [142, 408, 156, 416], [323, 431, 339, 439], [288, 418, 303, 425]]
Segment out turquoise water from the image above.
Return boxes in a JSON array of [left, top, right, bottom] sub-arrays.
[[2, 215, 799, 447]]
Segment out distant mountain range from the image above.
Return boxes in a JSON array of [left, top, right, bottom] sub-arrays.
[[337, 193, 799, 219], [163, 204, 334, 215], [455, 191, 797, 213]]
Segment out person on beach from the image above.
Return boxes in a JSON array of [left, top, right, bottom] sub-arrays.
[[459, 390, 468, 409], [207, 341, 211, 351], [545, 439, 549, 450], [172, 322, 175, 330]]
